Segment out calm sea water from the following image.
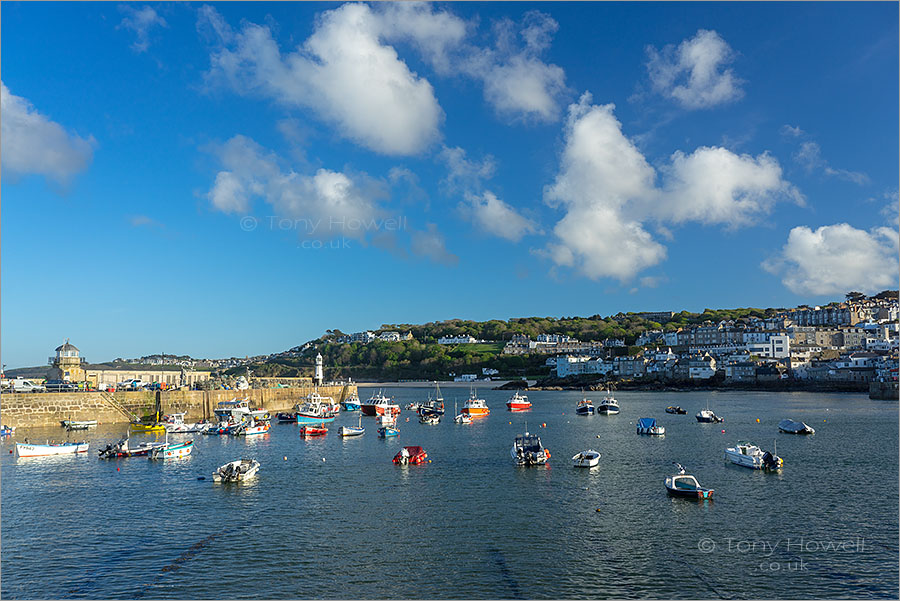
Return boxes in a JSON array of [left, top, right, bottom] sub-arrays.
[[1, 389, 897, 600]]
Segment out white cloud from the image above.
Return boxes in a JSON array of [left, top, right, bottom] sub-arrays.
[[376, 2, 468, 74], [438, 146, 496, 193], [410, 223, 458, 266], [793, 141, 869, 185], [763, 223, 899, 296], [780, 124, 805, 138], [481, 54, 567, 122], [542, 93, 796, 281], [646, 29, 744, 109], [0, 81, 94, 185], [201, 4, 443, 156], [462, 191, 540, 242], [118, 5, 167, 53]]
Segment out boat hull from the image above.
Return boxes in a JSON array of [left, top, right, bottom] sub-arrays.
[[576, 406, 595, 415], [377, 427, 399, 438], [341, 402, 361, 411], [666, 485, 714, 499], [572, 451, 601, 467], [150, 441, 193, 459], [295, 413, 336, 424], [16, 442, 89, 457], [506, 402, 532, 411], [339, 427, 365, 437], [597, 405, 619, 415]]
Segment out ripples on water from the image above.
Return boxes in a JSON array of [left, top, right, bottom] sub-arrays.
[[2, 390, 897, 599]]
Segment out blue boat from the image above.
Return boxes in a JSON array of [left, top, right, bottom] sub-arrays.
[[341, 395, 361, 411], [378, 426, 399, 438], [636, 418, 665, 436]]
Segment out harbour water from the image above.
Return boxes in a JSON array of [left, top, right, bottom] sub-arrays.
[[1, 389, 897, 599]]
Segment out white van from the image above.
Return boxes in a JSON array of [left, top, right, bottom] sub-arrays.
[[11, 379, 46, 393]]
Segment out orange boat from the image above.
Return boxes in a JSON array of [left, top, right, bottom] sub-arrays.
[[461, 389, 490, 417]]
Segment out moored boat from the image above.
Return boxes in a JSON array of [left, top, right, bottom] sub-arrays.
[[696, 401, 724, 423], [341, 394, 362, 411], [340, 415, 365, 437], [576, 397, 595, 415], [212, 459, 259, 482], [596, 386, 620, 415], [231, 418, 271, 436], [510, 430, 550, 466], [461, 388, 490, 417], [61, 419, 98, 430], [98, 437, 166, 458], [276, 411, 298, 423], [361, 390, 400, 417], [295, 396, 338, 424], [299, 424, 328, 437], [16, 441, 89, 457], [393, 445, 428, 465], [0, 425, 14, 437], [419, 412, 440, 425], [149, 439, 193, 459], [163, 413, 209, 433], [724, 441, 783, 470], [665, 406, 686, 415], [636, 417, 665, 436], [377, 426, 400, 438], [665, 463, 714, 499], [778, 419, 815, 435], [506, 391, 532, 412], [572, 449, 601, 468]]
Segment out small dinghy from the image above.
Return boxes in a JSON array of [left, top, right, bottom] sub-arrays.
[[17, 441, 89, 457], [377, 426, 400, 438], [392, 445, 428, 465], [98, 437, 165, 458], [636, 417, 665, 436], [276, 412, 298, 423], [149, 439, 193, 460], [419, 412, 440, 425], [778, 419, 815, 435], [665, 406, 686, 415], [212, 459, 259, 482], [572, 449, 601, 468], [340, 415, 365, 437], [300, 424, 328, 437], [665, 463, 714, 499], [61, 420, 97, 430]]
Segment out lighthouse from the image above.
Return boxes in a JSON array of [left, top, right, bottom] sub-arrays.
[[314, 353, 324, 386]]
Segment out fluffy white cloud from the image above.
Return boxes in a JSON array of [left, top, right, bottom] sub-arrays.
[[118, 5, 167, 52], [0, 81, 94, 185], [481, 54, 567, 122], [206, 135, 381, 239], [763, 224, 899, 296], [201, 4, 443, 156], [410, 223, 458, 266], [793, 141, 869, 185], [646, 29, 744, 109], [462, 191, 540, 242], [438, 146, 496, 193], [376, 2, 468, 74], [542, 93, 796, 281]]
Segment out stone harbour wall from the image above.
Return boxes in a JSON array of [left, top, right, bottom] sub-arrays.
[[0, 384, 356, 429]]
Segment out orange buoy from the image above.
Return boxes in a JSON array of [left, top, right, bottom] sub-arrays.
[[756, 419, 760, 423]]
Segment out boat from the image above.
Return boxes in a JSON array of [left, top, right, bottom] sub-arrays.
[[696, 401, 724, 423], [665, 463, 714, 499], [130, 412, 167, 433], [98, 436, 167, 458], [392, 445, 428, 465], [361, 390, 400, 417], [636, 417, 665, 436], [575, 396, 595, 415], [724, 441, 783, 470], [61, 419, 97, 430], [202, 421, 236, 435], [340, 415, 365, 437], [16, 441, 89, 457], [163, 413, 209, 433], [276, 411, 298, 423], [377, 426, 400, 438], [405, 401, 423, 412], [572, 449, 601, 468], [506, 391, 532, 412], [510, 429, 550, 466], [0, 425, 14, 437], [596, 386, 620, 415], [214, 398, 270, 423], [231, 418, 271, 436], [461, 388, 490, 417], [299, 424, 328, 437], [778, 419, 815, 435], [149, 439, 193, 459], [666, 406, 687, 415], [419, 413, 440, 425], [377, 412, 397, 427], [212, 459, 260, 482], [341, 394, 362, 412], [452, 400, 472, 424], [294, 394, 338, 424]]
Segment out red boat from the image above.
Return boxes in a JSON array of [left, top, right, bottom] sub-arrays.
[[506, 391, 532, 411], [393, 446, 428, 465], [300, 424, 328, 437]]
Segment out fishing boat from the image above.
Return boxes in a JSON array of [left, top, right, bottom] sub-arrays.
[[341, 393, 362, 411], [212, 458, 259, 482], [276, 411, 298, 423], [163, 413, 209, 433], [636, 417, 665, 436], [596, 386, 620, 415], [361, 390, 400, 417], [299, 424, 328, 437], [16, 440, 89, 457], [461, 388, 490, 418], [506, 391, 532, 412], [149, 439, 193, 460], [295, 395, 338, 424], [453, 400, 472, 424], [665, 464, 714, 499], [214, 399, 270, 423], [98, 436, 167, 458], [202, 420, 236, 436], [393, 446, 428, 465], [725, 441, 783, 470], [778, 419, 815, 435], [510, 429, 550, 466], [340, 415, 365, 437], [377, 425, 400, 438], [666, 406, 687, 415], [419, 412, 440, 425], [575, 396, 595, 415], [61, 419, 97, 430], [231, 418, 271, 436], [696, 401, 724, 423], [572, 449, 601, 468]]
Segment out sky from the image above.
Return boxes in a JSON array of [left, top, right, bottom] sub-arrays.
[[2, 1, 898, 368]]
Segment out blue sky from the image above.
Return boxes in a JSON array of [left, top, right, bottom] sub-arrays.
[[2, 2, 898, 368]]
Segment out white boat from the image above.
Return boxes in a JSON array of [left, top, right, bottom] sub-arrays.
[[214, 399, 270, 423], [636, 417, 665, 435], [361, 390, 400, 417], [778, 419, 815, 435], [572, 449, 601, 468], [419, 412, 440, 425], [16, 441, 89, 457], [163, 413, 209, 433], [453, 401, 472, 424], [510, 430, 550, 466], [340, 416, 365, 437], [665, 464, 714, 499], [231, 418, 271, 436], [596, 386, 620, 415], [60, 419, 98, 430], [149, 439, 194, 459], [724, 441, 783, 470], [696, 401, 723, 423], [212, 459, 260, 482], [377, 413, 397, 427], [98, 436, 167, 458]]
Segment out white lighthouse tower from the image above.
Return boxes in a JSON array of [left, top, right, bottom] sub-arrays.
[[314, 353, 324, 386]]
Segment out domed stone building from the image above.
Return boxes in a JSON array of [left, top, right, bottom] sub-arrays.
[[51, 339, 85, 382]]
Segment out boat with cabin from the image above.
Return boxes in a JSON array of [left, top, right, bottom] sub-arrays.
[[636, 417, 665, 436], [572, 449, 601, 468], [506, 391, 532, 412], [724, 441, 783, 470], [510, 429, 550, 466], [665, 463, 714, 499], [163, 413, 209, 433], [666, 406, 687, 415], [576, 396, 595, 415], [696, 401, 724, 423], [212, 459, 259, 482], [778, 419, 815, 435], [341, 393, 362, 411], [295, 393, 338, 424], [596, 386, 620, 415], [461, 389, 490, 418], [361, 390, 400, 417], [16, 440, 89, 457]]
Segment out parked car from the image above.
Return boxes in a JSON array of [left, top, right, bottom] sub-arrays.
[[116, 379, 146, 391], [11, 379, 46, 393], [44, 379, 79, 392]]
